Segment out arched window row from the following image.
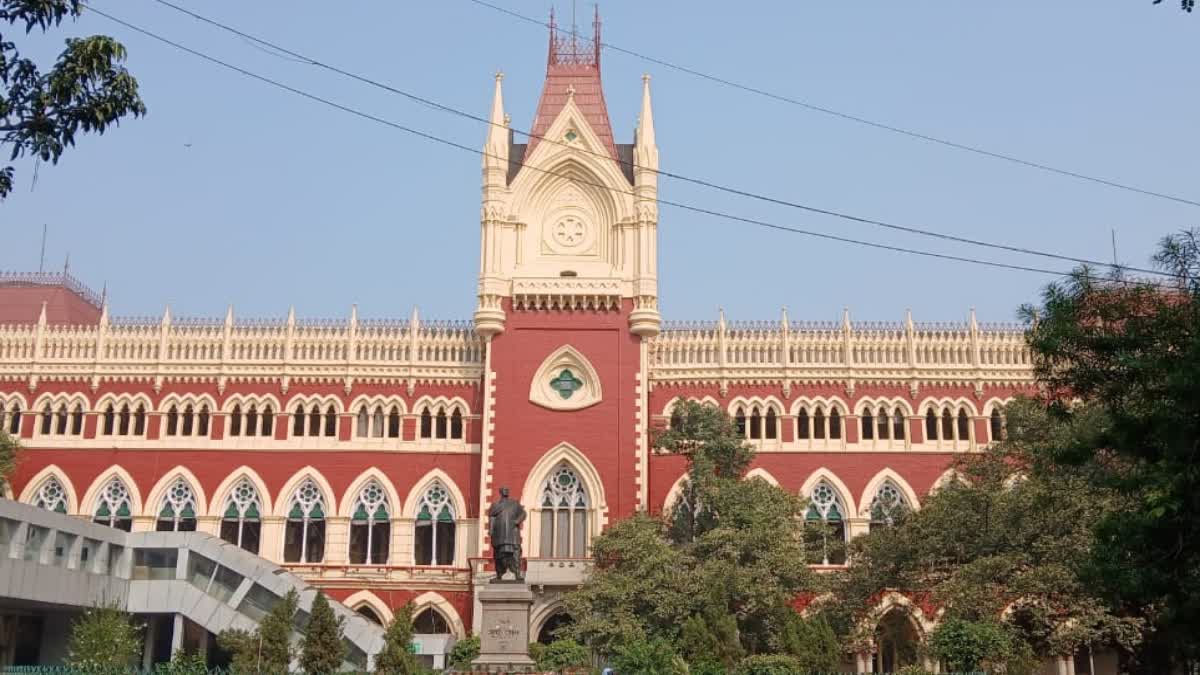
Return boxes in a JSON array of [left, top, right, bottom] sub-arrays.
[[861, 404, 907, 443], [924, 404, 973, 443], [38, 402, 86, 437], [356, 404, 402, 439], [734, 405, 779, 441], [292, 403, 338, 438], [230, 404, 274, 438], [166, 404, 212, 438], [0, 400, 22, 435], [99, 402, 147, 437], [418, 405, 464, 441], [795, 406, 842, 441]]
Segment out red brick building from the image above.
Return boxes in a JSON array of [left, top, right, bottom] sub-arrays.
[[0, 17, 1035, 671]]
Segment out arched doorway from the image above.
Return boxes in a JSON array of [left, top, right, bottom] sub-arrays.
[[873, 608, 921, 672], [537, 611, 573, 644]]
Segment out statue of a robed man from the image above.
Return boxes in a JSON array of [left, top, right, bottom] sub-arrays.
[[487, 487, 526, 582]]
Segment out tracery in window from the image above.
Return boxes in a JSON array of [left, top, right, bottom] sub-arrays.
[[93, 477, 133, 531], [348, 480, 390, 565], [414, 482, 456, 566], [220, 478, 262, 554], [869, 481, 910, 531], [283, 479, 326, 563], [34, 476, 68, 513], [156, 478, 198, 532], [803, 481, 847, 565], [539, 464, 590, 558]]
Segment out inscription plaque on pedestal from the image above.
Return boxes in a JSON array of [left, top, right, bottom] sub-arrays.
[[472, 583, 536, 672]]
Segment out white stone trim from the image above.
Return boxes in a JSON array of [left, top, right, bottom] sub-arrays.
[[527, 345, 603, 412], [858, 469, 922, 519], [207, 466, 274, 517], [18, 464, 80, 514], [799, 468, 858, 518], [144, 466, 209, 520], [344, 590, 394, 625], [79, 465, 144, 519], [412, 591, 466, 639]]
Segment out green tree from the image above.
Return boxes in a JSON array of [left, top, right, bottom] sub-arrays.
[[299, 591, 345, 675], [678, 606, 744, 670], [1020, 229, 1200, 671], [375, 601, 422, 675], [777, 613, 839, 672], [609, 636, 686, 675], [0, 429, 17, 493], [1, 0, 146, 199], [823, 407, 1142, 663], [563, 401, 817, 657], [446, 634, 480, 670], [1152, 0, 1194, 12], [929, 618, 1023, 672], [65, 603, 142, 671], [218, 587, 298, 674]]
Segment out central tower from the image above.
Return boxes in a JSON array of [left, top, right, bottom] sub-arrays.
[[474, 8, 660, 339], [472, 11, 659, 616]]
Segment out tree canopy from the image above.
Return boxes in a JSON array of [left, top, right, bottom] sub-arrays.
[[218, 587, 298, 674], [0, 428, 17, 493], [562, 400, 828, 665], [1, 0, 145, 199]]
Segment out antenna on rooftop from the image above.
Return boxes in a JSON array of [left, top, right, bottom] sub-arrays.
[[1111, 229, 1119, 268], [38, 224, 47, 273]]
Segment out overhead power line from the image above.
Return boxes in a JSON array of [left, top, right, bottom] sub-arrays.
[[464, 0, 1200, 210], [141, 0, 1178, 280], [84, 6, 1171, 288], [140, 0, 1180, 279]]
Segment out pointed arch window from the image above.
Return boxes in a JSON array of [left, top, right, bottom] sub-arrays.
[[764, 409, 778, 440], [356, 406, 369, 437], [308, 404, 321, 437], [220, 478, 262, 554], [40, 403, 53, 435], [804, 481, 847, 565], [231, 405, 244, 437], [284, 479, 326, 563], [734, 407, 747, 437], [450, 409, 463, 439], [199, 405, 212, 437], [414, 482, 456, 566], [93, 477, 133, 531], [539, 464, 590, 558], [70, 405, 83, 435], [797, 408, 810, 440], [941, 408, 954, 441], [292, 404, 305, 437], [829, 408, 842, 439], [103, 404, 115, 435], [862, 408, 875, 440], [957, 409, 971, 441], [749, 408, 762, 439], [420, 409, 433, 439], [869, 481, 910, 531], [669, 408, 683, 431], [413, 608, 451, 635], [355, 606, 383, 626], [246, 405, 259, 437], [372, 407, 385, 438], [893, 410, 906, 440], [926, 408, 938, 441], [166, 405, 179, 436], [34, 477, 68, 514], [323, 405, 337, 437], [990, 408, 1004, 443], [876, 407, 889, 440], [348, 480, 390, 565], [435, 410, 448, 439], [55, 404, 68, 435], [181, 405, 195, 436], [387, 406, 401, 438], [0, 402, 21, 435], [156, 478, 198, 532]]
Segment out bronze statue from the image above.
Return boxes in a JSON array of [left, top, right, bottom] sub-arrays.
[[487, 486, 526, 582]]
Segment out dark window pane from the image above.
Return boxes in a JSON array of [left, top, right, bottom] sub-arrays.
[[414, 522, 432, 566]]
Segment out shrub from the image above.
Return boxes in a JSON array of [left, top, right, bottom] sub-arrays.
[[734, 654, 805, 675], [610, 637, 686, 675], [534, 638, 591, 672], [446, 634, 481, 670], [66, 604, 142, 670], [777, 613, 839, 672]]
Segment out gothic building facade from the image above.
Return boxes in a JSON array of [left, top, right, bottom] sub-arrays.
[[0, 17, 1042, 672]]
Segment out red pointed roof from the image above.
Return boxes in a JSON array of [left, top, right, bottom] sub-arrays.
[[525, 9, 618, 162], [0, 272, 103, 324]]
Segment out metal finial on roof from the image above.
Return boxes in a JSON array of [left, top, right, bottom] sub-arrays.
[[566, 84, 576, 101], [494, 70, 504, 82]]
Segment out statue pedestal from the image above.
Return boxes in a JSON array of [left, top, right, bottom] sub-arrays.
[[472, 582, 537, 673]]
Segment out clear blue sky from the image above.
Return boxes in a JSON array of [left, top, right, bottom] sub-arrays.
[[2, 1, 1196, 324]]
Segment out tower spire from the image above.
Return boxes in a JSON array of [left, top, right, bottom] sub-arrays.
[[484, 71, 508, 164]]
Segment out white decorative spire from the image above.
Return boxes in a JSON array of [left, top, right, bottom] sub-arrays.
[[161, 304, 172, 326], [484, 71, 509, 168], [634, 73, 659, 176], [224, 304, 234, 327], [286, 305, 296, 327]]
